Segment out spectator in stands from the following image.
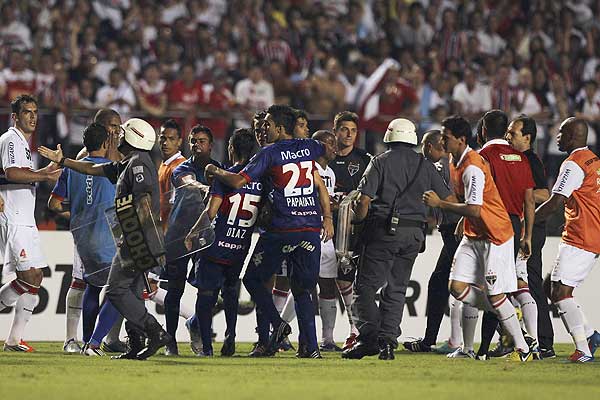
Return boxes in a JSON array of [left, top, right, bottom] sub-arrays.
[[234, 64, 274, 127], [451, 66, 491, 122], [95, 67, 136, 117]]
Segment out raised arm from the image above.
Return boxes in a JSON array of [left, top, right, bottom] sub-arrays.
[[205, 164, 247, 189], [39, 144, 107, 177]]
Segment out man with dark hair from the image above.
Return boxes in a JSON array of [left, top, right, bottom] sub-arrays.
[[505, 115, 555, 358], [535, 117, 600, 363], [48, 123, 120, 356], [329, 110, 371, 351], [205, 104, 334, 358], [424, 115, 533, 362], [403, 129, 462, 354], [0, 95, 60, 352], [158, 119, 185, 232], [162, 124, 222, 355], [39, 118, 171, 360], [293, 108, 310, 139], [184, 128, 261, 357], [475, 109, 537, 360], [77, 109, 122, 161]]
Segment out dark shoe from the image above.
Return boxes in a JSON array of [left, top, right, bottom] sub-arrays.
[[296, 344, 309, 358], [249, 342, 271, 357], [101, 340, 128, 353], [278, 337, 295, 352], [308, 350, 322, 359], [267, 321, 292, 353], [164, 341, 179, 356], [489, 340, 514, 358], [112, 322, 146, 360], [540, 347, 556, 359], [319, 342, 343, 352], [137, 322, 172, 360], [402, 338, 432, 353], [378, 339, 395, 360], [220, 335, 236, 357], [341, 341, 379, 359], [197, 349, 214, 357]]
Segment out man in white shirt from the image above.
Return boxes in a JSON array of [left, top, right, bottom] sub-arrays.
[[0, 95, 60, 352], [234, 65, 274, 128], [452, 67, 491, 121], [96, 68, 136, 117]]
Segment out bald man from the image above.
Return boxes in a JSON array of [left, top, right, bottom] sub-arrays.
[[536, 117, 600, 363]]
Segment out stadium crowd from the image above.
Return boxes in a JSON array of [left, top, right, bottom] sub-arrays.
[[1, 0, 600, 363]]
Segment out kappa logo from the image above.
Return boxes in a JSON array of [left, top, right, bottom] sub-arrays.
[[347, 162, 360, 176], [252, 251, 264, 266], [485, 273, 497, 286]]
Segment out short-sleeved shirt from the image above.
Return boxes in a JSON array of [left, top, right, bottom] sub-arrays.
[[51, 156, 116, 267], [316, 163, 336, 197], [171, 157, 222, 187], [329, 147, 371, 196], [358, 145, 451, 222], [523, 149, 547, 194], [203, 164, 264, 266], [432, 156, 461, 226], [552, 147, 600, 254], [450, 147, 513, 245], [158, 151, 185, 230], [0, 127, 36, 226], [102, 150, 160, 217], [479, 139, 535, 218], [240, 138, 324, 232]]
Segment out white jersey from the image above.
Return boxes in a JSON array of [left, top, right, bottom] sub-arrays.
[[316, 163, 336, 197], [0, 127, 36, 226]]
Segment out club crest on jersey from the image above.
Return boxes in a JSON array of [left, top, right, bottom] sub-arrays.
[[347, 162, 360, 176], [485, 273, 497, 286], [19, 249, 27, 259]]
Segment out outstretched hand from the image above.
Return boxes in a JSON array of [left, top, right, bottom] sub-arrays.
[[38, 144, 64, 163]]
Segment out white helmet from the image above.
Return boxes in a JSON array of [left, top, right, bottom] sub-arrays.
[[121, 118, 156, 151], [383, 118, 418, 145]]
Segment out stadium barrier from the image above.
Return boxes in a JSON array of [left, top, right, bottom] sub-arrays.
[[1, 231, 597, 343]]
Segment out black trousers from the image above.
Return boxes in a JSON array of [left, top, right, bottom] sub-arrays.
[[526, 222, 554, 349], [423, 224, 459, 346]]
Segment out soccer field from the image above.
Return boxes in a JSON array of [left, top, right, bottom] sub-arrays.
[[0, 343, 598, 400]]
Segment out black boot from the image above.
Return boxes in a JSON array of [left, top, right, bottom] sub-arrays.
[[112, 321, 146, 360], [136, 319, 172, 360], [378, 338, 395, 360]]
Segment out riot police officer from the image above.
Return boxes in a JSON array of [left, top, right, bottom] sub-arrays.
[[341, 118, 452, 361]]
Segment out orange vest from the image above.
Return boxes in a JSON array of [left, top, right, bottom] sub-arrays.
[[450, 149, 513, 245], [561, 148, 600, 254], [158, 154, 186, 232]]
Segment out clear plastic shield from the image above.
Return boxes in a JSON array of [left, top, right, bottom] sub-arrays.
[[70, 199, 118, 286], [106, 194, 166, 272], [335, 190, 361, 269], [163, 181, 215, 262]]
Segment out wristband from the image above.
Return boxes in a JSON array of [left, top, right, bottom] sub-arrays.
[[323, 215, 333, 220], [58, 157, 66, 167]]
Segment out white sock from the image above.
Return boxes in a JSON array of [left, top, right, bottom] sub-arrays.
[[514, 289, 538, 342], [456, 285, 493, 312], [578, 303, 595, 338], [272, 288, 289, 314], [461, 304, 478, 352], [106, 314, 123, 344], [66, 286, 84, 341], [319, 296, 337, 344], [179, 300, 194, 320], [0, 280, 27, 311], [281, 292, 296, 323], [449, 299, 463, 346], [337, 282, 358, 335], [555, 297, 592, 356], [148, 287, 166, 305], [493, 295, 528, 352], [7, 292, 39, 345]]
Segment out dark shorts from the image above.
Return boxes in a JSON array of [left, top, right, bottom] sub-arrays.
[[189, 257, 242, 291], [160, 255, 192, 281], [244, 230, 321, 291]]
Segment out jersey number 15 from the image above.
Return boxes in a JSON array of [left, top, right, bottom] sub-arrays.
[[227, 193, 261, 228]]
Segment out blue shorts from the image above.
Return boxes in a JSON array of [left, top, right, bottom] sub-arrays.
[[244, 230, 321, 291], [190, 257, 243, 291], [160, 255, 193, 282]]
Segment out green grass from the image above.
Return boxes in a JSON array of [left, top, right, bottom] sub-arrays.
[[0, 343, 598, 400]]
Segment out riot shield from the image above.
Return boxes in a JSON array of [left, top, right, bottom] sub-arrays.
[[163, 181, 214, 262], [335, 190, 361, 270], [106, 194, 166, 272], [70, 199, 118, 286]]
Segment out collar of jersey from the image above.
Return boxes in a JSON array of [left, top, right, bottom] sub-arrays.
[[8, 127, 28, 143], [163, 151, 183, 166], [570, 146, 589, 155], [481, 138, 509, 149], [455, 146, 472, 167]]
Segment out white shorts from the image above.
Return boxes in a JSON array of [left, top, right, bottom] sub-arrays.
[[450, 236, 517, 296], [0, 223, 47, 276], [72, 246, 84, 280], [551, 242, 599, 288], [515, 257, 528, 283], [319, 239, 338, 279]]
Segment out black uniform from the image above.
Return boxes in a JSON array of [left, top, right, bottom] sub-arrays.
[[524, 148, 554, 351], [422, 157, 461, 346], [329, 147, 372, 281], [103, 150, 163, 333], [353, 144, 450, 348]]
